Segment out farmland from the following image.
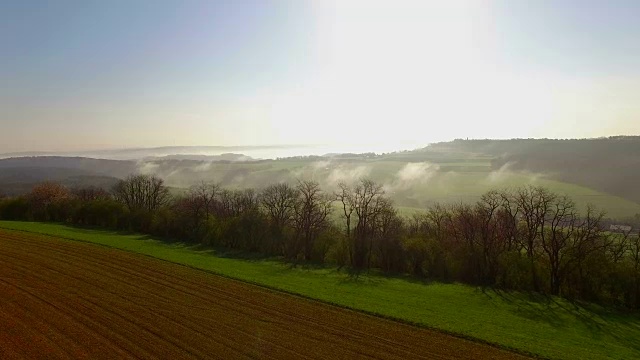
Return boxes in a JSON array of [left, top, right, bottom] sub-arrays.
[[0, 227, 524, 360], [3, 222, 640, 359]]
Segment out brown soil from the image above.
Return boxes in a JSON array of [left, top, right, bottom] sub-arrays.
[[0, 229, 529, 359]]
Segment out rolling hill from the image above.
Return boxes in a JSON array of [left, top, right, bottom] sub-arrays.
[[1, 137, 639, 219]]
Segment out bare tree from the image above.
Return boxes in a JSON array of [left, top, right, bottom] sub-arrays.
[[474, 190, 504, 284], [425, 203, 449, 241], [336, 179, 388, 269], [232, 189, 259, 215], [376, 201, 404, 272], [448, 202, 481, 282], [73, 186, 111, 201], [539, 195, 577, 295], [188, 182, 220, 221], [29, 181, 71, 220], [112, 174, 170, 212], [515, 186, 556, 291], [30, 182, 70, 207], [292, 180, 332, 261], [261, 183, 297, 228], [175, 190, 208, 234], [336, 182, 355, 240], [497, 189, 520, 251], [629, 231, 640, 307], [259, 183, 299, 255], [214, 189, 234, 218], [569, 204, 609, 297]]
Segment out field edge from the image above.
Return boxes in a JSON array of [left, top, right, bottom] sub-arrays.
[[0, 222, 542, 358]]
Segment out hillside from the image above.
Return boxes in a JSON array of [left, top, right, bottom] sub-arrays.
[[0, 167, 120, 196], [1, 137, 639, 219], [422, 137, 640, 204]]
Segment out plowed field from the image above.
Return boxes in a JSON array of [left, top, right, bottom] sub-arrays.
[[0, 229, 527, 359]]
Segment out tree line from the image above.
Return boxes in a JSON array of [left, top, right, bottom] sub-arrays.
[[1, 174, 640, 309]]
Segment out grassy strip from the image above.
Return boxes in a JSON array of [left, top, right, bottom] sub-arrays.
[[2, 221, 639, 359]]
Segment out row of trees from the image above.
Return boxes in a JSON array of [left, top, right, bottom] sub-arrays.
[[1, 175, 640, 309]]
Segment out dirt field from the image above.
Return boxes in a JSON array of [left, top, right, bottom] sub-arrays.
[[0, 229, 528, 359]]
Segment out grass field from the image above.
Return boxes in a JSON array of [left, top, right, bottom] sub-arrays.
[[388, 171, 640, 219], [0, 228, 523, 359], [2, 221, 640, 359]]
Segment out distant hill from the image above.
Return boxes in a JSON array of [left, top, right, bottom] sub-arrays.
[[0, 155, 272, 195], [0, 145, 312, 161], [146, 153, 254, 162], [0, 156, 137, 177], [418, 136, 640, 204], [1, 138, 639, 219], [0, 166, 120, 196], [0, 157, 134, 195]]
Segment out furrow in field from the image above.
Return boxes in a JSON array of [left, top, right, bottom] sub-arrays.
[[0, 237, 260, 359], [1, 235, 398, 359], [4, 235, 436, 359], [2, 232, 464, 358], [0, 235, 333, 359], [0, 233, 436, 359], [0, 229, 529, 360]]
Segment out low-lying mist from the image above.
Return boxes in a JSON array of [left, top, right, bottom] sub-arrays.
[[133, 158, 553, 212], [5, 137, 639, 219]]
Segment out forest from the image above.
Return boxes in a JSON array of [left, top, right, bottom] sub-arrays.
[[1, 173, 640, 310]]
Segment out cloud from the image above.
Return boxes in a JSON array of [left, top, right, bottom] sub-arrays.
[[325, 165, 371, 187], [137, 161, 159, 175], [194, 162, 213, 172], [487, 162, 512, 183], [312, 160, 331, 170], [486, 161, 544, 185], [386, 162, 440, 192]]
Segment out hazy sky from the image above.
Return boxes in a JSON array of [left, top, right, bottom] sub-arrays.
[[2, 0, 640, 153]]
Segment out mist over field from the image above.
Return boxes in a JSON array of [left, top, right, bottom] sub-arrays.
[[2, 137, 640, 220]]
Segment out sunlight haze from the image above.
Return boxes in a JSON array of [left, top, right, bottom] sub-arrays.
[[2, 0, 639, 153]]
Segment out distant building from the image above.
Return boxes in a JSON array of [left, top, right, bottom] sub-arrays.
[[610, 224, 633, 233]]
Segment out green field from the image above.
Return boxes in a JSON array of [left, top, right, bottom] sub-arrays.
[[387, 171, 640, 219], [2, 221, 639, 359]]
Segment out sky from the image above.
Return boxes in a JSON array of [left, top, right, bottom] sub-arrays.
[[1, 0, 640, 153]]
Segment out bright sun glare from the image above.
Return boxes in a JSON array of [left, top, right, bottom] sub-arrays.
[[2, 0, 639, 153], [258, 0, 552, 150]]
